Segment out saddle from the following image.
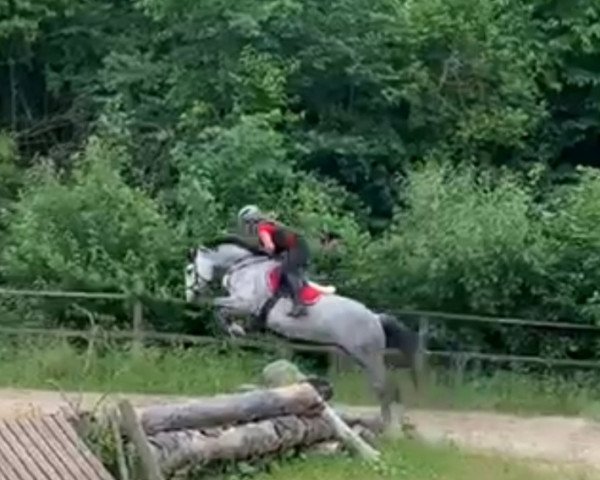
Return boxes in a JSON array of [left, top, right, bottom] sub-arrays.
[[267, 266, 323, 306], [253, 266, 336, 330]]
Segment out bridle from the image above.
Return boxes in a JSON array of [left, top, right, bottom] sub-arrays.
[[186, 247, 210, 294]]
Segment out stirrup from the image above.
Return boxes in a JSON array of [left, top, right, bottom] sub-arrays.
[[288, 303, 307, 317]]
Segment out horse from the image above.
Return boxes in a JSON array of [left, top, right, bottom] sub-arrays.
[[184, 236, 422, 431]]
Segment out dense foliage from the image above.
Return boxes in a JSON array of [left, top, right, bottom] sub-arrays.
[[2, 0, 600, 358]]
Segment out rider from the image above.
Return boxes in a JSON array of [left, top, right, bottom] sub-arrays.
[[237, 205, 309, 317]]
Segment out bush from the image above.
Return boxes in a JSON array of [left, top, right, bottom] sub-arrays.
[[1, 135, 182, 327], [542, 167, 600, 325], [361, 162, 549, 314]]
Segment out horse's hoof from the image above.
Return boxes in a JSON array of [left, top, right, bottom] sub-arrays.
[[382, 405, 404, 439], [228, 324, 246, 336], [401, 417, 418, 440], [382, 423, 403, 440]]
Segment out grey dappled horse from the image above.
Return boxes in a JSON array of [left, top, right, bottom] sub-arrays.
[[184, 236, 421, 428]]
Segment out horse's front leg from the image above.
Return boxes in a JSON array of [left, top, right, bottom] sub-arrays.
[[213, 296, 251, 337]]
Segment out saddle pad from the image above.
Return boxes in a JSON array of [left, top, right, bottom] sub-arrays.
[[267, 267, 322, 305]]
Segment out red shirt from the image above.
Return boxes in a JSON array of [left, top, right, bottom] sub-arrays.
[[257, 221, 298, 252], [257, 221, 277, 237]]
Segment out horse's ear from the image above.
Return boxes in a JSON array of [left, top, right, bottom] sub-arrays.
[[187, 247, 196, 262]]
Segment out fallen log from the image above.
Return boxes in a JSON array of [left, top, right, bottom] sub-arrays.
[[148, 414, 336, 476], [139, 383, 324, 435]]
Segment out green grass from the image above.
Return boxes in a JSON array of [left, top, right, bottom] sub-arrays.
[[0, 336, 599, 420], [332, 366, 600, 419], [0, 337, 273, 395], [251, 439, 590, 480]]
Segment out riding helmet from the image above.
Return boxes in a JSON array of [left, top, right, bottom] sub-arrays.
[[238, 205, 261, 222]]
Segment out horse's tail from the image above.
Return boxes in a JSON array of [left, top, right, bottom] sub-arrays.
[[378, 313, 423, 390]]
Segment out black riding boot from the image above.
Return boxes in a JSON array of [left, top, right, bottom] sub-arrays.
[[286, 273, 307, 317]]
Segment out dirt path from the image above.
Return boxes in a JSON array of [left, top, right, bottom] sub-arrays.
[[0, 388, 599, 473]]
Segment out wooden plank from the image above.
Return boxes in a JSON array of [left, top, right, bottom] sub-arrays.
[[8, 418, 63, 480], [18, 416, 74, 480], [0, 432, 29, 480], [45, 414, 114, 480], [39, 416, 95, 480], [0, 419, 47, 479], [0, 412, 113, 480], [27, 415, 84, 480], [0, 451, 20, 480], [42, 415, 105, 480]]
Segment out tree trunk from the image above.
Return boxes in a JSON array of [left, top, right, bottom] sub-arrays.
[[148, 414, 336, 476], [139, 384, 324, 435]]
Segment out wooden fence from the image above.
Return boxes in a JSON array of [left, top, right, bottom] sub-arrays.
[[1, 287, 600, 376]]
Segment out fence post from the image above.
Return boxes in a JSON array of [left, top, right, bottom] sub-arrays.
[[276, 341, 292, 360], [328, 348, 341, 379], [132, 280, 144, 352], [452, 353, 469, 390], [416, 316, 429, 385]]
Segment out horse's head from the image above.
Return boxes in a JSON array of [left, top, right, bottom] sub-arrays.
[[184, 246, 215, 302], [184, 241, 258, 303]]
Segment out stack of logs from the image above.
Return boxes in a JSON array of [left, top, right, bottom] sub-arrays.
[[115, 362, 384, 480]]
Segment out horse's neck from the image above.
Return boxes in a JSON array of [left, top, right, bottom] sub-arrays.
[[212, 244, 257, 269]]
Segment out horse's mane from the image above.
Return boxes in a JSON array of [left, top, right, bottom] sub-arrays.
[[203, 234, 270, 257]]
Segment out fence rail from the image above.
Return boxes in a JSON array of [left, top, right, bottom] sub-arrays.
[[1, 324, 598, 370], [397, 309, 600, 331], [4, 287, 598, 330], [0, 287, 127, 301], [1, 286, 599, 374]]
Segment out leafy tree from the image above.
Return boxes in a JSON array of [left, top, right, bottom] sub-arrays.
[[2, 0, 600, 358]]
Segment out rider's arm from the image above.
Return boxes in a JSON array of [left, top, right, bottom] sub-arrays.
[[257, 223, 276, 253]]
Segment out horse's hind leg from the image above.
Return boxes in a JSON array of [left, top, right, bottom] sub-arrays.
[[347, 348, 400, 435]]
